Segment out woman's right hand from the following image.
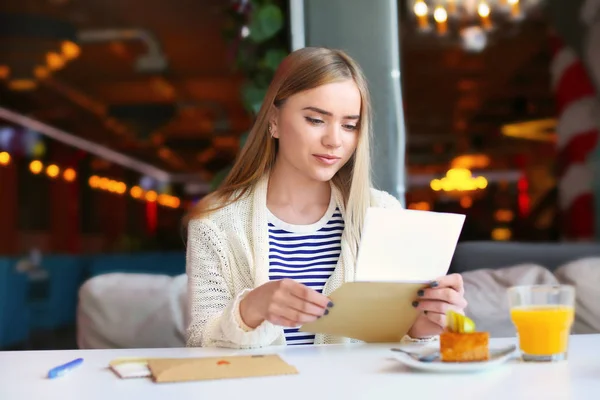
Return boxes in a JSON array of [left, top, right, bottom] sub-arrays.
[[239, 279, 332, 329]]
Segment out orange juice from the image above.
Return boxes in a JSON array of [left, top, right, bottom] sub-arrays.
[[510, 305, 575, 355]]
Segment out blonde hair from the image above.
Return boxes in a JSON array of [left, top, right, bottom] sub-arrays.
[[187, 47, 373, 256]]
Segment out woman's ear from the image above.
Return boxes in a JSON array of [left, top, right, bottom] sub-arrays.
[[268, 105, 280, 139]]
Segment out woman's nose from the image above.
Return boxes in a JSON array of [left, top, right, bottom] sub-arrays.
[[323, 126, 342, 148]]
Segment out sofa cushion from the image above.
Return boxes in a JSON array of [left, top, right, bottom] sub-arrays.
[[451, 241, 600, 273], [554, 257, 600, 334], [462, 263, 559, 337], [77, 273, 187, 349]]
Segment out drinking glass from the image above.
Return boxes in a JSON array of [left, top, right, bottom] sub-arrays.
[[507, 284, 575, 362]]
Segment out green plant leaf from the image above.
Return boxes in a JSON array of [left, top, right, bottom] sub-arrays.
[[249, 4, 284, 43], [241, 82, 267, 115], [264, 48, 287, 71]]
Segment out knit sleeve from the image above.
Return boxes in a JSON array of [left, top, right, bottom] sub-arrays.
[[185, 219, 281, 348]]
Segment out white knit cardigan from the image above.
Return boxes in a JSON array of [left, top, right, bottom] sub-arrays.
[[186, 175, 403, 348]]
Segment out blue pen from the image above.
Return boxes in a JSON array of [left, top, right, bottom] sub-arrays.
[[47, 358, 84, 379]]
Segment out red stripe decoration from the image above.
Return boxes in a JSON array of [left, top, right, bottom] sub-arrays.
[[551, 35, 599, 240], [556, 128, 599, 177], [555, 62, 597, 113]]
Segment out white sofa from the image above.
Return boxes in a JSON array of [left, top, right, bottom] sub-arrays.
[[76, 244, 600, 349], [77, 273, 187, 349]]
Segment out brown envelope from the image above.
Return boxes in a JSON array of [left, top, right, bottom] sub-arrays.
[[147, 355, 298, 383], [300, 281, 427, 342]]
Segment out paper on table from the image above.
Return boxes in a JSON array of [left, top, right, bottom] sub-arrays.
[[109, 358, 151, 379], [355, 207, 466, 282], [300, 207, 465, 342]]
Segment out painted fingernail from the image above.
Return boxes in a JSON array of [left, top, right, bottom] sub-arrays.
[[324, 309, 329, 315], [412, 301, 419, 308], [417, 289, 424, 296], [327, 301, 334, 308], [429, 281, 439, 288]]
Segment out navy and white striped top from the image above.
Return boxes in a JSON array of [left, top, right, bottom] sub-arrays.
[[267, 198, 344, 345]]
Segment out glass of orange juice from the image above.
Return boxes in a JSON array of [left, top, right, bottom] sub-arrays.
[[508, 284, 575, 362]]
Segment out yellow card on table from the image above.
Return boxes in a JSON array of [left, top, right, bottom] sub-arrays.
[[147, 355, 298, 383]]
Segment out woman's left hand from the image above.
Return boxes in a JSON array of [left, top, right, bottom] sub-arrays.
[[407, 273, 468, 339]]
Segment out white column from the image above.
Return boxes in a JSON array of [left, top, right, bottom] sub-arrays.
[[299, 0, 407, 204], [288, 0, 306, 50]]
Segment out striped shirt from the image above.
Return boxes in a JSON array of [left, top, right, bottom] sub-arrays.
[[267, 198, 343, 345]]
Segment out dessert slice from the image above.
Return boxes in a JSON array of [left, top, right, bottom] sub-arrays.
[[440, 311, 489, 362]]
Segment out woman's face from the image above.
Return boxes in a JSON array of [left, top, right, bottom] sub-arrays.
[[271, 79, 361, 183]]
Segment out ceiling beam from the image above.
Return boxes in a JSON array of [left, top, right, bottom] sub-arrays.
[[0, 106, 210, 187]]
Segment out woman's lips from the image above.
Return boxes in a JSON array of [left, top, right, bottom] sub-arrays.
[[313, 154, 341, 165]]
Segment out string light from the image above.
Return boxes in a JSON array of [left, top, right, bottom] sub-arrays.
[[90, 174, 180, 208], [413, 1, 429, 30], [408, 0, 538, 49], [63, 168, 76, 182], [478, 2, 492, 30], [0, 151, 10, 166], [88, 175, 99, 187], [29, 160, 43, 174], [46, 164, 60, 178], [46, 52, 65, 71], [61, 41, 80, 60], [145, 190, 158, 202], [98, 177, 110, 190], [115, 182, 127, 194], [159, 195, 180, 208], [478, 2, 491, 17], [130, 186, 143, 199], [2, 151, 181, 208], [433, 6, 448, 35]]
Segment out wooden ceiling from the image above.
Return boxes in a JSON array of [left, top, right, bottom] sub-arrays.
[[0, 0, 249, 180], [0, 0, 556, 181]]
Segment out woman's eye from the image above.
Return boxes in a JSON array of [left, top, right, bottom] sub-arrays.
[[305, 117, 324, 125], [343, 124, 358, 131]]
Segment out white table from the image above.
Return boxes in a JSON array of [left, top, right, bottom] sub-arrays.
[[1, 334, 599, 400]]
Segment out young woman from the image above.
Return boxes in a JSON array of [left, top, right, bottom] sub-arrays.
[[185, 47, 467, 348]]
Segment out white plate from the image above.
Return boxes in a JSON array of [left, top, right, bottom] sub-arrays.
[[390, 346, 518, 373]]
